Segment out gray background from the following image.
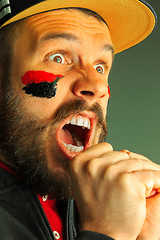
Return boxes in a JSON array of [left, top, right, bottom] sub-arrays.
[[106, 0, 160, 163]]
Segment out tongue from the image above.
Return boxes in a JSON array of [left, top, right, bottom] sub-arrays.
[[60, 128, 73, 145]]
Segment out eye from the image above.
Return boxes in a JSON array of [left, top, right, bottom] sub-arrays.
[[48, 53, 65, 64], [94, 64, 105, 74]]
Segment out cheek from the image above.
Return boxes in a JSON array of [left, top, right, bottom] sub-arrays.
[[22, 70, 63, 98]]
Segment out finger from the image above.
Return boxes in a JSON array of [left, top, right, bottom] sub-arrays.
[[121, 150, 160, 170], [70, 147, 129, 178], [71, 142, 113, 165], [83, 151, 130, 177], [103, 158, 160, 182], [121, 150, 150, 161], [129, 170, 160, 198]]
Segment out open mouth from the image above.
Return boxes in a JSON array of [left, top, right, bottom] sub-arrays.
[[56, 113, 96, 159]]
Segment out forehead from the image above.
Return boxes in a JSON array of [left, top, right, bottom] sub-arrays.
[[23, 9, 113, 45]]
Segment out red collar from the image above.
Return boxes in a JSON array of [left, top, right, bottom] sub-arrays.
[[0, 161, 18, 178]]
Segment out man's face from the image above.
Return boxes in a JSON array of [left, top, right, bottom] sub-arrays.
[[1, 9, 113, 199]]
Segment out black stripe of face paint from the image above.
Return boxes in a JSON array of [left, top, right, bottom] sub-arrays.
[[23, 80, 58, 98]]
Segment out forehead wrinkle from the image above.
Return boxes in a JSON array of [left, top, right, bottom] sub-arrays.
[[26, 11, 109, 35], [27, 10, 104, 25], [33, 21, 108, 34]]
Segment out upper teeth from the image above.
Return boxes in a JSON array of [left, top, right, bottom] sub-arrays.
[[67, 116, 90, 129]]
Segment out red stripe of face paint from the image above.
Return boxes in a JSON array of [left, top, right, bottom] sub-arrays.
[[22, 70, 63, 85], [107, 86, 111, 98]]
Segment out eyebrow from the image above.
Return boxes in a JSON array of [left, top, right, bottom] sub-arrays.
[[38, 33, 79, 46], [103, 44, 115, 55]]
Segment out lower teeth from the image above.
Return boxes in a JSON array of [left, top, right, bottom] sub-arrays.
[[62, 143, 84, 153]]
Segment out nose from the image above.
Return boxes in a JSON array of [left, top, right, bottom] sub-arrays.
[[72, 68, 108, 103]]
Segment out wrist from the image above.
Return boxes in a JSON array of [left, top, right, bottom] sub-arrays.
[[80, 224, 136, 240]]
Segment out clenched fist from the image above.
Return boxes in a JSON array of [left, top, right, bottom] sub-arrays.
[[69, 142, 160, 240]]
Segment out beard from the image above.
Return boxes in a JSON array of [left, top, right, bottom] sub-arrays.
[[0, 79, 108, 200]]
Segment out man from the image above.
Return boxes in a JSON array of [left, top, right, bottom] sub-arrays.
[[0, 1, 159, 240]]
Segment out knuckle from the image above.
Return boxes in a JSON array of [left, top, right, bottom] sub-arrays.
[[101, 142, 113, 152], [118, 172, 133, 189], [106, 142, 113, 152], [105, 164, 118, 179], [121, 149, 130, 153], [71, 155, 82, 173], [85, 158, 100, 176]]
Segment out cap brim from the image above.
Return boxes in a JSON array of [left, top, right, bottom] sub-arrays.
[[1, 0, 156, 53]]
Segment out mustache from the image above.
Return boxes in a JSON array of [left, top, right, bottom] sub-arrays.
[[47, 99, 107, 136]]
